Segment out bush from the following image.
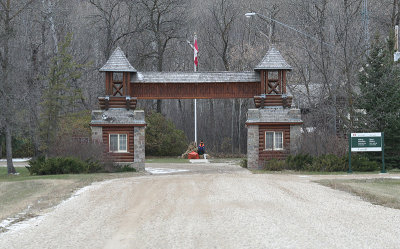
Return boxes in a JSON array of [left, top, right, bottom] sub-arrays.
[[240, 158, 247, 168], [348, 154, 380, 172], [263, 159, 287, 171], [306, 154, 346, 172], [27, 156, 103, 175], [116, 165, 136, 172], [286, 154, 313, 171], [145, 112, 188, 156], [259, 154, 380, 173]]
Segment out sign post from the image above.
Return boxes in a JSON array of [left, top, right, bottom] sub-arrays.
[[381, 132, 385, 173], [349, 132, 385, 173]]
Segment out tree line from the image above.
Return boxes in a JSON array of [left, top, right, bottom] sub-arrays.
[[1, 0, 399, 173]]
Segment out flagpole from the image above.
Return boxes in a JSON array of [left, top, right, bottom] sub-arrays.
[[194, 34, 198, 145]]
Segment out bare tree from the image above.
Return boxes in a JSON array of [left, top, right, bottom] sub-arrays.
[[136, 0, 187, 113], [0, 0, 36, 174], [88, 0, 140, 60]]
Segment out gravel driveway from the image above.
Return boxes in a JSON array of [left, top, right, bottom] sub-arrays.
[[1, 162, 400, 248]]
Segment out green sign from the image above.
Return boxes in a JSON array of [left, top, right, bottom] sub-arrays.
[[348, 132, 385, 173], [350, 133, 382, 152]]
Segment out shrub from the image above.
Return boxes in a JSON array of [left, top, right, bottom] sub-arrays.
[[116, 165, 136, 172], [240, 158, 247, 168], [263, 159, 286, 171], [306, 154, 346, 172], [286, 154, 313, 171], [27, 156, 103, 175], [348, 154, 380, 172], [145, 112, 188, 156]]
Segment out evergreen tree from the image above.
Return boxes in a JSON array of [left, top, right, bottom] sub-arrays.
[[357, 34, 400, 168], [145, 112, 188, 156], [39, 34, 85, 155]]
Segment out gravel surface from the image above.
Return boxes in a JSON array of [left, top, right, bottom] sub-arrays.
[[1, 163, 400, 248]]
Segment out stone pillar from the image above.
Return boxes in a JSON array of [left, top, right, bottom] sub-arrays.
[[133, 110, 146, 171], [90, 126, 103, 143], [134, 126, 145, 171], [289, 108, 302, 155], [247, 124, 259, 170], [290, 125, 302, 154]]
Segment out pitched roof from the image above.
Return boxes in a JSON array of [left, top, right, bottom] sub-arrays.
[[99, 47, 137, 72], [254, 46, 292, 71], [132, 72, 260, 83]]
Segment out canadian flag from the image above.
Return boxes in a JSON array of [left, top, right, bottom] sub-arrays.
[[194, 35, 198, 69]]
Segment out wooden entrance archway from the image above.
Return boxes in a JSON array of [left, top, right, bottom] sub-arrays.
[[91, 46, 302, 170]]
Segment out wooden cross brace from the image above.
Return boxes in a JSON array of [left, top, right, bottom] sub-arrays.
[[267, 81, 280, 94], [112, 83, 124, 96]]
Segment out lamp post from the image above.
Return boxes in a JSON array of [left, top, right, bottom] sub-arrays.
[[245, 12, 334, 48]]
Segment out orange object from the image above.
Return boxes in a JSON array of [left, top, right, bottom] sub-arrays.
[[188, 151, 199, 159]]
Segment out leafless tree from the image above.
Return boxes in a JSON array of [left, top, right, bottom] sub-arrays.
[[0, 0, 36, 174]]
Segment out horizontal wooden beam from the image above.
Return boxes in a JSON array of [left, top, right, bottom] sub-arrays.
[[90, 124, 146, 127], [246, 122, 303, 126], [131, 82, 260, 99]]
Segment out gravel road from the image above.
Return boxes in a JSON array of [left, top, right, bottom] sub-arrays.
[[1, 162, 400, 248]]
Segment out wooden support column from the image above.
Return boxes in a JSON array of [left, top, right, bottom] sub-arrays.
[[105, 72, 113, 95], [278, 70, 282, 94], [126, 72, 131, 96], [260, 71, 266, 95], [123, 72, 128, 96], [282, 70, 287, 94]]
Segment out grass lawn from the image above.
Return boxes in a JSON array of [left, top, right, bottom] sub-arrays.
[[145, 157, 190, 164], [318, 178, 400, 209], [0, 167, 143, 232], [251, 169, 383, 175]]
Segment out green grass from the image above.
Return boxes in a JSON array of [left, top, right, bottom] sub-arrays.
[[251, 169, 384, 175], [0, 166, 140, 183], [318, 178, 400, 209], [208, 158, 242, 164]]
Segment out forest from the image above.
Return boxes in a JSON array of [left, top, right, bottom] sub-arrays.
[[1, 0, 400, 168]]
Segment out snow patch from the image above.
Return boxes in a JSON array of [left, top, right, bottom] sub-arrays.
[[0, 158, 31, 162], [189, 159, 209, 164], [0, 179, 118, 234], [146, 167, 189, 174]]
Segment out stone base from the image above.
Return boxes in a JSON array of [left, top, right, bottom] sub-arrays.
[[131, 162, 145, 172], [246, 107, 303, 170], [90, 109, 146, 171]]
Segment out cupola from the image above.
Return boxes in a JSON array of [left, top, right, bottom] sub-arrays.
[[254, 46, 292, 95], [99, 47, 137, 97]]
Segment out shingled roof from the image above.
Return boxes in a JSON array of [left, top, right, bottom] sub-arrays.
[[132, 72, 260, 83], [99, 47, 137, 72], [254, 46, 292, 71]]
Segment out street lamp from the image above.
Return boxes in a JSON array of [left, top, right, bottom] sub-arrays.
[[245, 12, 334, 48]]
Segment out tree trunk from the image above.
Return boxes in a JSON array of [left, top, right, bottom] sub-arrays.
[[5, 122, 16, 174], [209, 99, 216, 151], [392, 0, 399, 27], [0, 134, 3, 159], [156, 99, 162, 113], [238, 99, 242, 154]]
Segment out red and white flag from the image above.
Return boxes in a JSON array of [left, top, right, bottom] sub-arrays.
[[194, 35, 198, 70]]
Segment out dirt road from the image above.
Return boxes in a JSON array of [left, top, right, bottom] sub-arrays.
[[1, 162, 400, 248]]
